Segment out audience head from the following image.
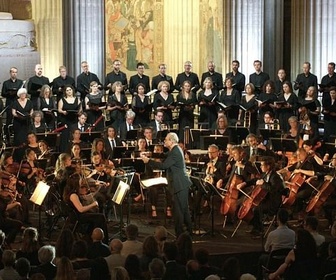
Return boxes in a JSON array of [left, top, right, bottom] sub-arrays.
[[111, 266, 130, 280], [143, 235, 159, 257], [71, 240, 88, 259], [304, 216, 319, 231], [110, 239, 123, 254], [222, 257, 241, 280], [56, 256, 75, 280], [30, 273, 46, 280], [125, 224, 139, 241], [176, 232, 193, 264], [295, 229, 317, 259], [149, 258, 166, 279], [195, 248, 209, 266], [163, 241, 178, 261], [21, 227, 39, 253], [38, 245, 56, 264], [124, 254, 141, 278], [186, 259, 200, 277], [2, 249, 16, 267], [154, 226, 167, 243], [205, 275, 220, 280], [15, 257, 31, 278], [55, 229, 75, 258], [91, 227, 105, 242], [277, 208, 289, 225]]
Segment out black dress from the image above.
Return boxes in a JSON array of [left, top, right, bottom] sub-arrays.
[[153, 92, 175, 124], [239, 95, 258, 134], [198, 89, 218, 128], [276, 93, 298, 132], [176, 92, 197, 141], [219, 89, 240, 125], [85, 92, 104, 131], [37, 97, 56, 130], [108, 93, 128, 132], [12, 99, 33, 146], [132, 94, 151, 126]]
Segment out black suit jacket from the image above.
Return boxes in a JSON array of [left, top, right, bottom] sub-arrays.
[[104, 137, 123, 158], [31, 262, 57, 280], [70, 122, 90, 133], [119, 122, 140, 140], [148, 145, 192, 194], [129, 74, 150, 95], [163, 261, 187, 280]]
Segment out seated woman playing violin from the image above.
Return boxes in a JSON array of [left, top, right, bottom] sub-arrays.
[[87, 151, 114, 214], [0, 174, 30, 225], [63, 173, 109, 244], [237, 157, 285, 236]]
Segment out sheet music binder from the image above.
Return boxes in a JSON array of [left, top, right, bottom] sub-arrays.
[[112, 180, 130, 205], [269, 138, 298, 152], [141, 177, 168, 188], [200, 135, 229, 150]]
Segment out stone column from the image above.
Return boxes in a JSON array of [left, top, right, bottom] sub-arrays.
[[63, 0, 104, 81]]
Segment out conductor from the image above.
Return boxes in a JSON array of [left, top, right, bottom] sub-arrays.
[[141, 132, 192, 237]]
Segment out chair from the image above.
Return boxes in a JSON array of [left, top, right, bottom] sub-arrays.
[[265, 248, 292, 272]]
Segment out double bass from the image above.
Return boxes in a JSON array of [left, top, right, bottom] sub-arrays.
[[306, 177, 334, 214]]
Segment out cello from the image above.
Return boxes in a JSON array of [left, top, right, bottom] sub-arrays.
[[220, 165, 242, 217], [306, 177, 334, 214]]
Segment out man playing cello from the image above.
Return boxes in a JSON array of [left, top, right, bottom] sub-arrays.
[[237, 157, 285, 236]]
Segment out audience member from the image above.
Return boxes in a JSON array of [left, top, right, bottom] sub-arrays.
[[186, 259, 201, 280], [149, 258, 166, 280], [70, 240, 91, 279], [222, 257, 240, 280], [0, 250, 20, 280], [55, 229, 74, 263], [121, 224, 143, 258], [16, 227, 40, 266], [31, 246, 56, 280], [111, 266, 130, 280], [55, 256, 75, 280], [105, 239, 126, 275], [195, 248, 222, 279], [176, 232, 194, 265], [124, 254, 144, 280], [162, 241, 186, 280], [140, 235, 161, 274], [154, 226, 167, 256], [15, 257, 30, 280], [304, 216, 326, 247], [87, 227, 111, 259]]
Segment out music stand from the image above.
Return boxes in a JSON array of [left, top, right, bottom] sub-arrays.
[[228, 126, 249, 144], [270, 138, 297, 152], [156, 130, 169, 141], [126, 129, 139, 140], [30, 181, 50, 242], [190, 129, 212, 149], [80, 131, 103, 143], [200, 179, 226, 238], [259, 129, 282, 141], [35, 133, 60, 149], [200, 135, 229, 150], [80, 148, 92, 163], [324, 142, 336, 157], [121, 158, 145, 173], [110, 176, 131, 240]]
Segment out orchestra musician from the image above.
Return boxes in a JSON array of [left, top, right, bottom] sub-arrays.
[[238, 83, 258, 134], [107, 81, 129, 131], [12, 88, 33, 147], [282, 147, 315, 222], [149, 110, 167, 140], [30, 111, 48, 134], [70, 112, 89, 133], [198, 77, 219, 129], [131, 83, 151, 126], [213, 115, 230, 137], [84, 81, 105, 131], [67, 128, 90, 152], [38, 140, 54, 168], [37, 84, 56, 130], [236, 156, 285, 236], [176, 80, 197, 142], [276, 81, 298, 133], [25, 132, 41, 157], [153, 81, 175, 125], [63, 173, 108, 244], [219, 77, 240, 126], [244, 133, 275, 161], [119, 110, 140, 141], [143, 126, 157, 147], [70, 143, 82, 163], [285, 116, 301, 143], [104, 125, 123, 157], [258, 111, 276, 130], [54, 153, 72, 195], [91, 138, 109, 162], [21, 148, 43, 194]]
